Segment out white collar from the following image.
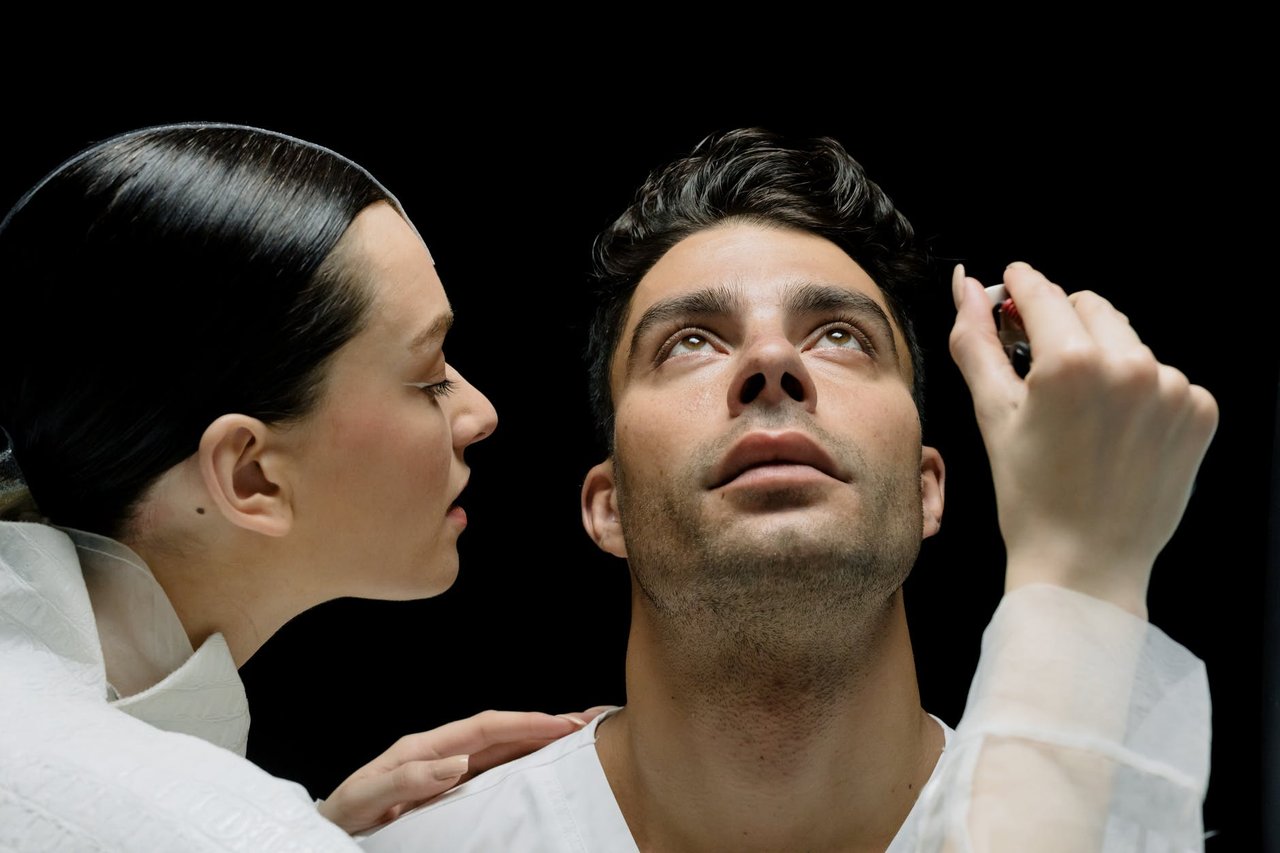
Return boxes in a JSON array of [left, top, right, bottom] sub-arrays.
[[0, 521, 250, 755]]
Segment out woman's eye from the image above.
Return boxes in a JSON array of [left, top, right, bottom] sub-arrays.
[[406, 379, 456, 399], [813, 326, 865, 351], [668, 333, 712, 357]]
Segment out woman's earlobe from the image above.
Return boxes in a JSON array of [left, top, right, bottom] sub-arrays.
[[199, 415, 293, 537], [581, 459, 627, 558]]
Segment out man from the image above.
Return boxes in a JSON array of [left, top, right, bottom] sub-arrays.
[[360, 128, 1217, 851]]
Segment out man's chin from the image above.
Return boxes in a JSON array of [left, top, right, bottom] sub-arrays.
[[704, 503, 853, 544]]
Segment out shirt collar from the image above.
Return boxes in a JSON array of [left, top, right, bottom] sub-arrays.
[[67, 527, 251, 755], [0, 522, 251, 755]]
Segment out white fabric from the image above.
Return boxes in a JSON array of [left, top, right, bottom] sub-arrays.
[[357, 708, 637, 852], [359, 712, 954, 852], [359, 585, 1211, 852], [0, 520, 360, 852], [915, 584, 1211, 852]]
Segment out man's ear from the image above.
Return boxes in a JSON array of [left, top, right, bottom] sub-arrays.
[[920, 445, 945, 540], [198, 414, 292, 537], [581, 459, 627, 558]]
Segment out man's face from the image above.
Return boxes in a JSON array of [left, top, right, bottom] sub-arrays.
[[582, 222, 944, 619]]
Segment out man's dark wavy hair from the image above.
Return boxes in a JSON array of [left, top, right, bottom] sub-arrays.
[[585, 127, 930, 452]]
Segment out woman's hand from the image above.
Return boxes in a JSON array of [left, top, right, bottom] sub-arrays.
[[317, 707, 614, 834], [948, 262, 1219, 617]]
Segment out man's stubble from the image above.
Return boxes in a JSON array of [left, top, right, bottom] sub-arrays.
[[612, 416, 926, 705]]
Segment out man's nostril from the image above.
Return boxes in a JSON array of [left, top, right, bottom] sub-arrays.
[[781, 372, 805, 402], [739, 373, 766, 405], [739, 372, 807, 406]]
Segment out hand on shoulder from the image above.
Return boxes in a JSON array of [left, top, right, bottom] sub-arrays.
[[318, 706, 612, 834]]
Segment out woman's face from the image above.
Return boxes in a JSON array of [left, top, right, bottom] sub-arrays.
[[288, 201, 497, 599]]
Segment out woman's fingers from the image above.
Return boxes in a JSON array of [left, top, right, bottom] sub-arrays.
[[375, 710, 582, 770], [948, 264, 1024, 423], [1069, 290, 1145, 352], [1001, 261, 1095, 359], [374, 753, 470, 803], [576, 705, 616, 723], [320, 709, 601, 834], [318, 753, 469, 833], [463, 707, 613, 779], [465, 738, 562, 779]]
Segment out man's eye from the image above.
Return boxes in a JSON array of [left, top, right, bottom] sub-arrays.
[[813, 326, 865, 350], [668, 334, 712, 356]]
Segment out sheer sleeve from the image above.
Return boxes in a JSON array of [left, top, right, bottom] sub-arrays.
[[913, 583, 1210, 852]]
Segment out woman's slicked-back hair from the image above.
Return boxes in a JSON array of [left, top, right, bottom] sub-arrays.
[[586, 127, 930, 452], [0, 123, 398, 537]]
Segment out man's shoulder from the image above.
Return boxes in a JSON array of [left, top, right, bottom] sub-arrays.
[[359, 707, 634, 853], [412, 706, 609, 807]]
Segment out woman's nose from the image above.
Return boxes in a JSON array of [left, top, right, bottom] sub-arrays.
[[448, 367, 498, 449]]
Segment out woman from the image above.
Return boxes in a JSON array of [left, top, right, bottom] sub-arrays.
[[0, 123, 602, 850]]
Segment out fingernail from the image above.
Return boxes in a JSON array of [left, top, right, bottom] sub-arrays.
[[1006, 260, 1032, 271], [432, 754, 469, 781], [951, 264, 966, 310], [557, 714, 587, 726]]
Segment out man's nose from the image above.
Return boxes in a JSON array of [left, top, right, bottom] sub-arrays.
[[727, 334, 817, 417]]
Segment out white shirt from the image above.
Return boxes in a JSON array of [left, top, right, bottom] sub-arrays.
[[360, 710, 954, 852], [361, 585, 1211, 852], [0, 520, 360, 852]]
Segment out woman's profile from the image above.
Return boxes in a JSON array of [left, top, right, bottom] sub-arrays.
[[0, 123, 600, 850]]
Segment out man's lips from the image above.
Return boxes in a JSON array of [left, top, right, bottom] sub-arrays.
[[708, 431, 848, 489]]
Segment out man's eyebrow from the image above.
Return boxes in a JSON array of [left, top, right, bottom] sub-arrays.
[[626, 286, 744, 372], [786, 283, 900, 360], [408, 310, 455, 352]]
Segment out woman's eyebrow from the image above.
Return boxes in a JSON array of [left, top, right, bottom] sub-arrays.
[[408, 310, 455, 353]]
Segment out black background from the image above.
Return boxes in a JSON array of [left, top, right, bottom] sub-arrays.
[[5, 73, 1272, 849]]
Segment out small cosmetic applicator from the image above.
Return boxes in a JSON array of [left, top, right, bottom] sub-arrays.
[[985, 284, 1031, 378]]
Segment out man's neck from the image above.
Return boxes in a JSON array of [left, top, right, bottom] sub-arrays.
[[595, 588, 943, 853]]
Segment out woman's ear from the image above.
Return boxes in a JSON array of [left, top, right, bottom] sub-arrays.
[[581, 459, 627, 558], [198, 414, 293, 537], [920, 445, 945, 540]]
